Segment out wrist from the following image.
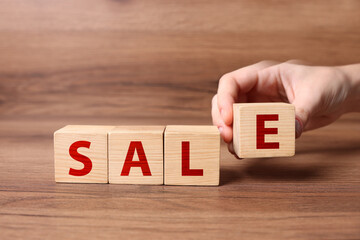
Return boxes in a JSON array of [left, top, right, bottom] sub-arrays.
[[337, 64, 360, 113]]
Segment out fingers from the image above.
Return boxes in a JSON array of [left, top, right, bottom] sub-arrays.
[[295, 116, 304, 138], [212, 94, 233, 143], [217, 61, 279, 127], [211, 95, 222, 126], [302, 114, 341, 132], [216, 74, 239, 126], [216, 60, 313, 148], [278, 62, 314, 138], [215, 60, 280, 144], [291, 95, 313, 138], [212, 96, 241, 156]]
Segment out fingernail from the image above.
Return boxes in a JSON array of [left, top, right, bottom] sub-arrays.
[[295, 118, 303, 138]]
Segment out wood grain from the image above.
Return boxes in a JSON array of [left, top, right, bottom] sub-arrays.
[[0, 115, 359, 239], [233, 103, 295, 158], [1, 0, 360, 120], [54, 125, 115, 183], [0, 0, 360, 239], [164, 125, 220, 186], [109, 126, 164, 185]]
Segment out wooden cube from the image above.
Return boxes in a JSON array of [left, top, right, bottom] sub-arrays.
[[54, 125, 115, 183], [164, 125, 220, 186], [233, 103, 295, 158], [108, 126, 165, 185]]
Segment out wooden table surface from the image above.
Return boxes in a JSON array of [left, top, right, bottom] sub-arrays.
[[1, 0, 360, 239], [0, 115, 359, 239]]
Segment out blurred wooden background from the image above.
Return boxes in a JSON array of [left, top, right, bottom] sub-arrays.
[[1, 0, 360, 120], [0, 1, 360, 239]]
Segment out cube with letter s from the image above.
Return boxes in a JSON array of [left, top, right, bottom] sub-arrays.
[[54, 125, 114, 183]]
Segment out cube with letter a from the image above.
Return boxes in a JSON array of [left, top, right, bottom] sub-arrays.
[[108, 126, 165, 185], [54, 125, 115, 183], [233, 103, 295, 158], [164, 125, 220, 186]]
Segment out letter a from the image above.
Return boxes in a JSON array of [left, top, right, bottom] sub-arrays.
[[121, 141, 152, 176]]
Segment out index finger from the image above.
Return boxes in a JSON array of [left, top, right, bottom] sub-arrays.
[[217, 61, 279, 126]]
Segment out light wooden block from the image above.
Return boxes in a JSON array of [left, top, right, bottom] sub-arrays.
[[109, 126, 164, 185], [233, 103, 295, 158], [164, 125, 220, 186], [54, 125, 115, 183]]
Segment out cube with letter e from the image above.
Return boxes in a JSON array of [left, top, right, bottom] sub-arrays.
[[233, 103, 295, 158]]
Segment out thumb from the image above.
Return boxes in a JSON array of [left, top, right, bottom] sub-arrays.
[[292, 100, 311, 138]]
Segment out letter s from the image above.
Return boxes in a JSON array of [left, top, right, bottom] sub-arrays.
[[68, 141, 92, 176]]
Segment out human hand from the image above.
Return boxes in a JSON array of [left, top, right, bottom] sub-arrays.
[[212, 61, 360, 154]]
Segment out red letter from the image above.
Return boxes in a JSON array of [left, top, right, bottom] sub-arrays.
[[69, 141, 92, 176], [121, 141, 151, 176], [182, 141, 203, 176], [256, 114, 280, 149]]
